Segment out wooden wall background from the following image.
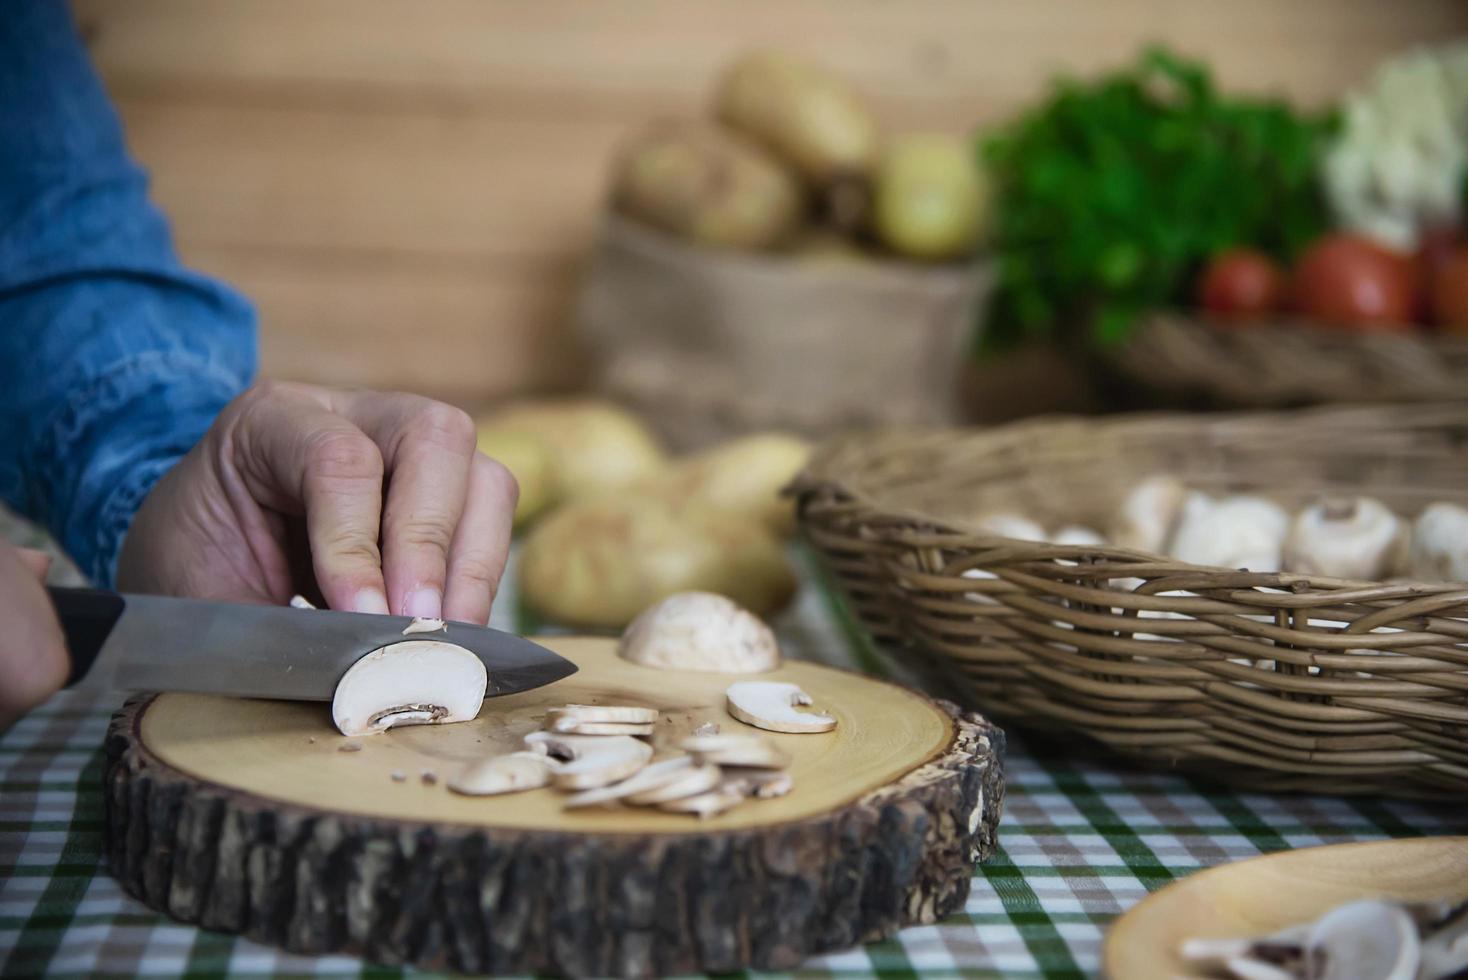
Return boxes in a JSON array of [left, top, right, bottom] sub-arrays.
[[73, 0, 1467, 410]]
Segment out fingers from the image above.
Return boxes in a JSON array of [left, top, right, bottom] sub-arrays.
[[0, 542, 69, 730], [15, 548, 53, 580], [330, 393, 477, 619], [442, 453, 518, 624], [230, 387, 389, 614]]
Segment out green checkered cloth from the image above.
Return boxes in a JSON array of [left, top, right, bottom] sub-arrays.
[[4, 548, 1465, 979]]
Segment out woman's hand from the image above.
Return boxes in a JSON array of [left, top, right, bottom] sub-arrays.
[[117, 381, 518, 624], [0, 543, 68, 729]]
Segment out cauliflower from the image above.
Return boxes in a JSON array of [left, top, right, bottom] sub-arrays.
[[1323, 45, 1468, 251]]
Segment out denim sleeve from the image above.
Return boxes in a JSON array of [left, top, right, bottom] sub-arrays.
[[0, 1, 258, 586]]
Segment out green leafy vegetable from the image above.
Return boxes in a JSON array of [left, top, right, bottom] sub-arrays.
[[979, 47, 1336, 351]]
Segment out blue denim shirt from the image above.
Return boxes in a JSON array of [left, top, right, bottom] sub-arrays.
[[0, 2, 258, 586]]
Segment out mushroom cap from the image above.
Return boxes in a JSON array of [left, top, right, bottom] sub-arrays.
[[1283, 496, 1407, 580], [619, 591, 781, 673], [725, 681, 836, 734], [1169, 493, 1289, 572], [1305, 899, 1420, 980], [331, 640, 487, 737]]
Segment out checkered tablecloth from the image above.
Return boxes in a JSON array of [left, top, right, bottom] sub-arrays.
[[4, 548, 1466, 979]]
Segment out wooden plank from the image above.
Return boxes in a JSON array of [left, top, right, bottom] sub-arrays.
[[183, 244, 588, 405], [122, 103, 627, 261], [78, 0, 1468, 121]]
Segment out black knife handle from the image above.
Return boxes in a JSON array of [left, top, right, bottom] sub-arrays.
[[47, 586, 126, 687]]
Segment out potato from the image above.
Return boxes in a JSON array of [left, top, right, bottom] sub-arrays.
[[716, 50, 879, 186], [642, 433, 812, 536], [612, 120, 805, 250], [873, 134, 989, 261], [477, 400, 667, 507], [474, 427, 554, 528], [519, 496, 797, 629]]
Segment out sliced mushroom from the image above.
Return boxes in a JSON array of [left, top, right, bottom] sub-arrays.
[[1305, 899, 1420, 980], [722, 768, 794, 799], [1419, 899, 1468, 978], [561, 756, 696, 808], [547, 704, 658, 725], [725, 681, 836, 734], [679, 732, 790, 769], [547, 721, 656, 736], [331, 640, 487, 737], [523, 731, 653, 790], [1222, 957, 1297, 980], [624, 762, 723, 804], [618, 591, 781, 673], [657, 784, 747, 818], [289, 594, 318, 610], [401, 617, 447, 635], [448, 751, 552, 796]]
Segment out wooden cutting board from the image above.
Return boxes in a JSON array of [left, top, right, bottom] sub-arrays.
[[103, 637, 1004, 977], [1104, 836, 1468, 979]]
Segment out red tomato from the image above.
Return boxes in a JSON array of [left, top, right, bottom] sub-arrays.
[[1196, 249, 1285, 320], [1431, 248, 1468, 332], [1290, 233, 1418, 329]]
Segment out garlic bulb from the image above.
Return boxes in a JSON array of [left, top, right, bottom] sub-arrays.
[[1407, 502, 1468, 583], [1283, 497, 1408, 580], [1168, 493, 1289, 572], [1110, 475, 1187, 553]]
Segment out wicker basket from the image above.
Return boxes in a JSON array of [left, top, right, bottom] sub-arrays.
[[1105, 312, 1468, 410], [576, 217, 992, 449], [793, 403, 1468, 799]]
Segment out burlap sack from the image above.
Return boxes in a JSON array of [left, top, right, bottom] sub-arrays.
[[575, 217, 993, 448]]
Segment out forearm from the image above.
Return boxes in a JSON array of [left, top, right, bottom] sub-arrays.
[[0, 1, 257, 585]]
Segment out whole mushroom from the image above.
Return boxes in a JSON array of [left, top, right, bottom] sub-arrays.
[[619, 591, 782, 673], [1283, 496, 1408, 580]]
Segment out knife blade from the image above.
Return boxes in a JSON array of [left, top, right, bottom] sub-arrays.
[[48, 586, 577, 701]]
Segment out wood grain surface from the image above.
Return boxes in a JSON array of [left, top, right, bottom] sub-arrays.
[[138, 636, 952, 831], [72, 1, 1468, 406]]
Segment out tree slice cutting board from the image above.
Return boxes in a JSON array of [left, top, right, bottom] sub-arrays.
[[103, 636, 1004, 977]]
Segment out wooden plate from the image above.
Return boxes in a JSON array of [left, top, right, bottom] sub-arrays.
[[1104, 836, 1468, 979], [103, 637, 1005, 977]]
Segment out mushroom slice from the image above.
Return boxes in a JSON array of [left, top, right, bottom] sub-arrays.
[[679, 733, 790, 769], [523, 731, 653, 790], [1305, 899, 1420, 980], [1418, 899, 1468, 978], [547, 704, 658, 725], [561, 756, 696, 809], [722, 768, 794, 799], [725, 681, 836, 734], [448, 751, 551, 796], [331, 640, 487, 737], [402, 617, 447, 635], [624, 762, 723, 804], [657, 784, 747, 818], [289, 594, 318, 610], [548, 721, 656, 737], [1221, 957, 1296, 980]]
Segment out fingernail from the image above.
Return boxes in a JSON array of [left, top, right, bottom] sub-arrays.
[[404, 588, 442, 619], [353, 588, 391, 615]]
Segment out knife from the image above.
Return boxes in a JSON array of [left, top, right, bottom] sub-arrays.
[[48, 586, 577, 701]]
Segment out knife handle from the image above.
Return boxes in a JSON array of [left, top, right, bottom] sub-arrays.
[[47, 586, 126, 687]]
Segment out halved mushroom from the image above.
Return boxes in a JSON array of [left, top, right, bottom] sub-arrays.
[[523, 731, 653, 790], [618, 591, 782, 673], [448, 751, 552, 796], [725, 681, 835, 734], [679, 732, 790, 769], [1305, 899, 1420, 980], [561, 756, 696, 808], [331, 640, 487, 737]]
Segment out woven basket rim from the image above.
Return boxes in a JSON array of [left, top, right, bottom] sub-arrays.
[[794, 402, 1468, 593]]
